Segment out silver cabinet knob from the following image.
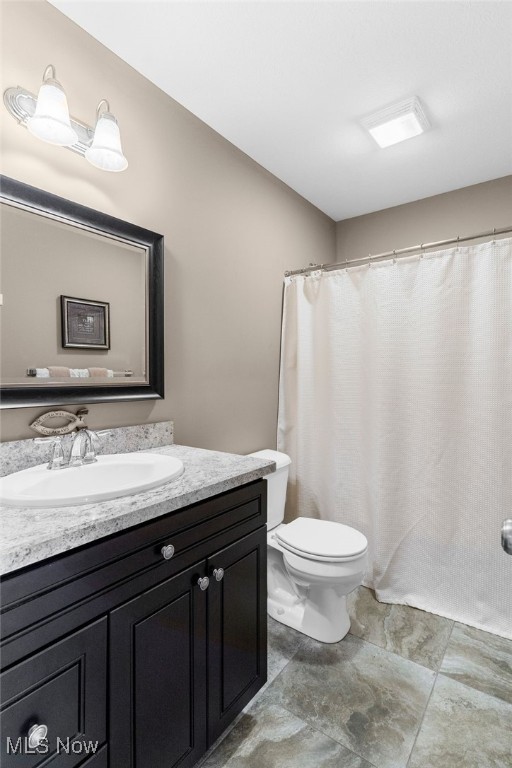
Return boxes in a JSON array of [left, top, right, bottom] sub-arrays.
[[213, 568, 225, 582], [28, 723, 48, 749], [197, 576, 210, 591], [161, 544, 175, 560]]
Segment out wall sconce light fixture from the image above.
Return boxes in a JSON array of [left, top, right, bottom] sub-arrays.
[[85, 100, 128, 172], [4, 65, 128, 172]]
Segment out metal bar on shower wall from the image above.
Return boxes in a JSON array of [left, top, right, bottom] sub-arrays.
[[284, 224, 512, 277]]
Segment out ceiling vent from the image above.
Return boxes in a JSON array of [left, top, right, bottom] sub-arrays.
[[361, 96, 430, 148]]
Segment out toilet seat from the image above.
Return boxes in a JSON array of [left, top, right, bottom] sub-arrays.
[[274, 517, 368, 563]]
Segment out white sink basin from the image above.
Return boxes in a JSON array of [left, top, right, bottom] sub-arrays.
[[0, 453, 184, 507]]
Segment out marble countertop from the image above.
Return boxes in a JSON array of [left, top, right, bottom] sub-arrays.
[[0, 444, 275, 576]]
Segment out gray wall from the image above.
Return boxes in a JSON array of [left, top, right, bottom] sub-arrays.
[[336, 176, 512, 262], [1, 205, 146, 380], [0, 0, 335, 447]]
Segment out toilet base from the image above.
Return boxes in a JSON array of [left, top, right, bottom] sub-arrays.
[[268, 588, 351, 644]]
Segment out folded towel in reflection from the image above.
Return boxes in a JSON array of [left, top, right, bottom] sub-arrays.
[[47, 367, 89, 378], [36, 367, 115, 378], [88, 367, 114, 378]]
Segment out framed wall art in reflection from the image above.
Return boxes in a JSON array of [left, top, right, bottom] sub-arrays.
[[61, 295, 110, 349]]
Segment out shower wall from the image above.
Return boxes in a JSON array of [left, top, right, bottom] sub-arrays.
[[336, 175, 512, 262]]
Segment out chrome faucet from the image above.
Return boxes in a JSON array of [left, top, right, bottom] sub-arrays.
[[35, 425, 111, 470], [69, 428, 99, 467]]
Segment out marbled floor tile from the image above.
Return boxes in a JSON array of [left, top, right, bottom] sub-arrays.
[[408, 674, 512, 768], [261, 633, 435, 768], [439, 622, 512, 705], [347, 586, 453, 670], [200, 699, 372, 768], [347, 587, 391, 641], [267, 616, 305, 683]]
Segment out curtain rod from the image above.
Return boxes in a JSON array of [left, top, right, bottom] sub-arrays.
[[284, 224, 512, 277]]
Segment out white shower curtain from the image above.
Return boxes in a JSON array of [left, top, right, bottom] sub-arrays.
[[278, 238, 512, 639]]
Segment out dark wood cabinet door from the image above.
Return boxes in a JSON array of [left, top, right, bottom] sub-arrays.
[[0, 618, 107, 768], [207, 528, 267, 745], [109, 562, 207, 768]]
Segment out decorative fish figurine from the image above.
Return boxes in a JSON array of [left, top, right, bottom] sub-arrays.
[[30, 409, 88, 436]]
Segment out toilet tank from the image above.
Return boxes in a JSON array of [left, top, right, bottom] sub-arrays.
[[248, 450, 291, 530]]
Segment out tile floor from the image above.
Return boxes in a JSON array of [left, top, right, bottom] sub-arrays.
[[198, 587, 512, 768]]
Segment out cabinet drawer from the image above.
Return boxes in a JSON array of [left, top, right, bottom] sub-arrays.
[[1, 481, 266, 664], [0, 618, 107, 767]]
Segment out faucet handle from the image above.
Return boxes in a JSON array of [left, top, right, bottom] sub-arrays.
[[85, 427, 110, 448], [34, 436, 65, 470], [93, 429, 112, 440], [90, 429, 112, 452], [94, 429, 112, 441]]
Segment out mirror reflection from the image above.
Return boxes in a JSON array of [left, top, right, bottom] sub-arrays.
[[0, 202, 148, 387]]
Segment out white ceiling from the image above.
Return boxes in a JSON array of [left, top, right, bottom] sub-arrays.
[[49, 1, 512, 221]]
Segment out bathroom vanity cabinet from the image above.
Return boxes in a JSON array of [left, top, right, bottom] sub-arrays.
[[0, 480, 267, 768]]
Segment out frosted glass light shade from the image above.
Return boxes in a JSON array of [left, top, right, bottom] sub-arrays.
[[85, 112, 128, 172], [27, 80, 78, 146]]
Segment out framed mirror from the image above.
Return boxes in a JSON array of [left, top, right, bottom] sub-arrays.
[[0, 175, 164, 408]]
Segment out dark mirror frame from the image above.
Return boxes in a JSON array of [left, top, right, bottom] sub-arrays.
[[0, 175, 164, 409]]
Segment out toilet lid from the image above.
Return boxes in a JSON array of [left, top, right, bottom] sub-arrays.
[[275, 518, 367, 560]]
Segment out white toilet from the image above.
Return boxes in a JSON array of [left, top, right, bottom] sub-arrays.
[[249, 449, 368, 644]]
